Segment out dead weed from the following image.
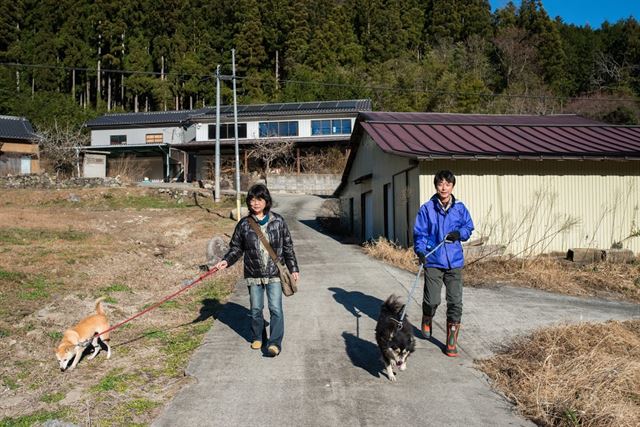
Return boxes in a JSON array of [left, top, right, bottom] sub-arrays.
[[477, 320, 640, 427], [362, 238, 640, 303]]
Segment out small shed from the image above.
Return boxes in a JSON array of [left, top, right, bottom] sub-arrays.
[[0, 115, 41, 175], [336, 112, 640, 255]]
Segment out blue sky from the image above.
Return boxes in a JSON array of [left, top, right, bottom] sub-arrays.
[[490, 0, 639, 28]]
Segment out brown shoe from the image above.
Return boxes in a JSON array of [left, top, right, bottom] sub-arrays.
[[267, 345, 280, 357], [421, 315, 433, 339], [250, 340, 262, 350]]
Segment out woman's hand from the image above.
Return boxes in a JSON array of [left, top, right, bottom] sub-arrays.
[[292, 272, 299, 282], [214, 260, 228, 270]]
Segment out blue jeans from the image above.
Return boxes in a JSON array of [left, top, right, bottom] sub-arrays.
[[248, 282, 284, 349]]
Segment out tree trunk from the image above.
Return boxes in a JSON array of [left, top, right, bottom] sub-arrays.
[[134, 94, 139, 112], [107, 75, 112, 111]]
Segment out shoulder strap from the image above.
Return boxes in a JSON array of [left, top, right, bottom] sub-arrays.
[[247, 217, 279, 264]]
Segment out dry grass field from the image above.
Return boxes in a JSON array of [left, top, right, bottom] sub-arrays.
[[0, 186, 241, 426], [363, 237, 640, 426]]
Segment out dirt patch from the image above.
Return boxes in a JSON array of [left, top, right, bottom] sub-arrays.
[[0, 186, 241, 425]]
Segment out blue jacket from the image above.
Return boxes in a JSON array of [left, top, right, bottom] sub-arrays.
[[413, 195, 474, 269]]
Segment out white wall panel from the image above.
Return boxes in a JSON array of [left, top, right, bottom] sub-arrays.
[[419, 160, 640, 255]]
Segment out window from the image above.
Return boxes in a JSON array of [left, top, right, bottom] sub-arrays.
[[258, 121, 298, 137], [311, 119, 352, 136], [145, 133, 163, 144], [208, 123, 247, 139], [110, 135, 127, 145]]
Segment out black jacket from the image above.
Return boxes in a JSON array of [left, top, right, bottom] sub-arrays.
[[223, 212, 299, 279]]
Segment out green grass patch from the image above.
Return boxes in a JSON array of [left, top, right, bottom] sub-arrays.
[[2, 377, 19, 390], [144, 329, 169, 340], [0, 269, 24, 282], [126, 398, 159, 415], [160, 300, 179, 309], [101, 283, 131, 293], [103, 296, 117, 304], [40, 392, 65, 403], [0, 409, 68, 427], [91, 369, 136, 393], [0, 227, 88, 245], [0, 328, 9, 338], [45, 191, 195, 210], [19, 276, 53, 301], [47, 331, 63, 341]]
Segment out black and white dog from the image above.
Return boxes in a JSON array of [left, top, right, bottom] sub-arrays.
[[375, 295, 416, 381]]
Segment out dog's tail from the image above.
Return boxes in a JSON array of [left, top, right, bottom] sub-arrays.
[[95, 297, 106, 315]]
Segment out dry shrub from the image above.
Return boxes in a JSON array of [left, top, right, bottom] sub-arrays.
[[466, 257, 640, 303], [107, 155, 149, 182], [363, 237, 420, 273], [363, 239, 640, 303], [300, 147, 348, 174], [478, 320, 640, 427]]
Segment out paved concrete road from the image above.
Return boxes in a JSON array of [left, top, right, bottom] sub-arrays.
[[154, 194, 639, 427]]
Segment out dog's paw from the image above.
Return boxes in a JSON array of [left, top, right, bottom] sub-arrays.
[[386, 367, 397, 381]]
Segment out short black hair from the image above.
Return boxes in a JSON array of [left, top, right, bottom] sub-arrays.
[[246, 183, 272, 214], [433, 170, 456, 187]]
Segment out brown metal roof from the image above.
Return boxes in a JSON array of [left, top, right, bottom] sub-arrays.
[[358, 112, 640, 160]]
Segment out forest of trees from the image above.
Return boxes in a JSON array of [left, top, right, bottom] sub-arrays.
[[0, 0, 639, 130]]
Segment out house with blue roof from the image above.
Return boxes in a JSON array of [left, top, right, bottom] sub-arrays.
[[0, 115, 41, 175], [84, 99, 372, 182]]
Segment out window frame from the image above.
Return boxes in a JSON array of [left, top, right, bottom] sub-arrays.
[[145, 133, 163, 144], [109, 135, 127, 145]]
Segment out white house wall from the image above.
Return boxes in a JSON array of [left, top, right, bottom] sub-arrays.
[[194, 117, 355, 141], [418, 160, 640, 255], [91, 126, 184, 146], [339, 135, 416, 245]]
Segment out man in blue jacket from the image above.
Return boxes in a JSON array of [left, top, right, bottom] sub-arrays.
[[413, 170, 474, 357]]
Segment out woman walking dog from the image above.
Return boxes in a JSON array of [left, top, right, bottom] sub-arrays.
[[214, 184, 299, 357]]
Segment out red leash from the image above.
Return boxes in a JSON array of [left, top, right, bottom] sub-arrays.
[[85, 266, 219, 344]]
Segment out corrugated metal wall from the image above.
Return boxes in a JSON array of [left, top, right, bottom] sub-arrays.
[[419, 160, 640, 255]]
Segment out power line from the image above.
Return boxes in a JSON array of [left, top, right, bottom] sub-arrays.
[[1, 61, 638, 103]]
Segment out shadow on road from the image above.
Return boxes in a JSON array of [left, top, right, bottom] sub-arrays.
[[207, 301, 252, 343], [342, 331, 383, 378], [328, 287, 382, 320], [298, 219, 359, 245]]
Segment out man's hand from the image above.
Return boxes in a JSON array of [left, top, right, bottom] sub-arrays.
[[417, 252, 426, 265], [445, 231, 461, 242]]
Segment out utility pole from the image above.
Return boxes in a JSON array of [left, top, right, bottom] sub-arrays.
[[232, 49, 241, 221], [97, 25, 101, 109], [214, 65, 221, 203]]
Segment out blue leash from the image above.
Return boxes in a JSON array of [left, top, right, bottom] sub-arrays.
[[396, 240, 445, 330]]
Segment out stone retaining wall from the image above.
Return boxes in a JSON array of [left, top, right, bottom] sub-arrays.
[[0, 173, 122, 189], [266, 173, 341, 195]]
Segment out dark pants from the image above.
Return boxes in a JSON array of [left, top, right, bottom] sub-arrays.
[[423, 267, 463, 323]]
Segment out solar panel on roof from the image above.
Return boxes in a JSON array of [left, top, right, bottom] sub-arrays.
[[259, 104, 282, 112], [279, 104, 301, 111]]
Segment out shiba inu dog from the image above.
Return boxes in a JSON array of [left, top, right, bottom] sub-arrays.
[[55, 298, 111, 371]]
